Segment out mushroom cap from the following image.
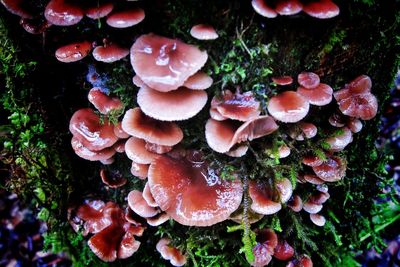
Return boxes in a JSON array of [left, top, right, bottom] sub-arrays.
[[137, 86, 207, 121], [100, 157, 114, 165], [334, 91, 378, 120], [299, 122, 318, 139], [100, 169, 127, 188], [88, 88, 123, 114], [274, 240, 295, 260], [325, 127, 352, 152], [190, 24, 219, 40], [113, 140, 125, 154], [20, 18, 52, 35], [106, 8, 145, 28], [276, 178, 293, 203], [71, 137, 116, 161], [145, 142, 173, 154], [328, 113, 346, 127], [266, 144, 291, 159], [148, 152, 243, 226], [302, 201, 323, 214], [303, 0, 340, 19], [1, 0, 33, 18], [249, 181, 282, 215], [130, 34, 208, 92], [92, 43, 129, 63], [113, 122, 130, 139], [125, 137, 158, 164], [310, 214, 326, 227], [302, 155, 323, 167], [69, 108, 118, 151], [225, 145, 249, 157], [297, 72, 320, 89], [252, 243, 272, 267], [287, 195, 303, 212], [272, 76, 293, 86], [183, 71, 213, 90], [55, 41, 92, 63], [275, 0, 303, 16], [347, 75, 372, 94], [297, 83, 333, 106], [45, 0, 84, 26], [257, 228, 278, 250], [309, 192, 330, 205], [156, 238, 187, 267], [212, 90, 261, 122], [132, 75, 146, 87], [312, 156, 346, 182], [205, 116, 279, 153], [251, 0, 277, 18], [347, 118, 363, 133], [143, 182, 158, 207], [74, 200, 110, 235], [122, 108, 183, 146], [127, 190, 159, 218], [147, 213, 170, 226], [130, 161, 149, 179], [267, 91, 310, 123], [118, 227, 141, 259], [303, 174, 325, 185], [86, 2, 113, 19]]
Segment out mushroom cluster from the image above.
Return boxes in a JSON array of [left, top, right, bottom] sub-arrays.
[[69, 200, 145, 262], [251, 0, 340, 19], [206, 89, 279, 156]]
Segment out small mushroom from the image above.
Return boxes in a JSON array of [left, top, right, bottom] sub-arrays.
[[92, 43, 129, 63], [302, 201, 323, 214], [297, 83, 333, 106], [274, 240, 295, 260], [130, 161, 149, 179], [302, 155, 323, 167], [183, 71, 213, 90], [106, 8, 145, 28], [310, 213, 326, 227], [156, 238, 187, 267], [287, 195, 303, 212], [113, 122, 130, 139], [45, 0, 84, 26], [312, 156, 346, 182], [190, 24, 219, 40], [297, 72, 320, 89], [249, 181, 282, 215], [287, 254, 313, 267], [127, 190, 159, 218], [328, 113, 346, 127], [71, 137, 116, 161], [100, 169, 127, 188], [88, 88, 123, 114], [276, 178, 293, 203], [303, 0, 340, 19], [303, 174, 325, 185], [125, 137, 158, 164], [347, 118, 363, 133], [55, 41, 92, 63], [272, 76, 293, 86], [251, 0, 278, 18], [324, 127, 353, 152], [267, 91, 310, 123], [86, 2, 114, 19]]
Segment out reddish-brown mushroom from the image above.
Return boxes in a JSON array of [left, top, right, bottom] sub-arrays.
[[287, 195, 303, 212], [302, 155, 323, 167], [86, 2, 114, 19], [183, 71, 213, 90], [303, 174, 325, 185], [45, 0, 84, 26], [122, 108, 183, 146], [276, 178, 293, 203], [143, 182, 158, 208], [88, 88, 124, 114], [275, 0, 303, 16], [303, 0, 340, 19], [310, 213, 326, 227], [251, 0, 278, 18], [251, 229, 278, 267], [100, 169, 127, 188], [324, 127, 353, 152], [297, 72, 320, 89], [130, 34, 208, 92], [287, 254, 313, 267], [267, 91, 310, 123], [274, 240, 295, 260], [1, 0, 33, 18], [148, 151, 243, 226], [328, 113, 346, 127], [347, 118, 363, 133], [156, 238, 187, 267], [266, 144, 291, 159], [290, 122, 317, 140], [71, 137, 116, 161], [127, 190, 159, 218], [137, 85, 208, 121], [130, 161, 149, 179], [106, 8, 145, 28], [92, 43, 129, 63], [19, 18, 52, 35], [113, 122, 130, 139], [190, 24, 219, 40], [69, 108, 118, 151], [297, 83, 333, 106], [312, 156, 346, 182], [55, 41, 92, 63], [249, 181, 282, 215], [125, 137, 158, 164], [272, 76, 293, 86]]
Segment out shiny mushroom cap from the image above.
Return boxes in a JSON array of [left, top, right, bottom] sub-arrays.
[[267, 91, 310, 123], [183, 71, 213, 90], [303, 0, 340, 19], [127, 190, 159, 218], [45, 0, 84, 26], [190, 24, 219, 40], [86, 2, 113, 19], [297, 83, 333, 106], [297, 72, 320, 89], [249, 181, 282, 215], [88, 88, 123, 114], [125, 137, 158, 164], [275, 0, 303, 16], [100, 169, 127, 188], [55, 41, 92, 63], [251, 0, 277, 18], [69, 108, 118, 151], [137, 85, 207, 121], [130, 33, 208, 92], [1, 0, 33, 18], [106, 8, 145, 28], [325, 127, 353, 152], [148, 151, 243, 226], [274, 240, 295, 260], [122, 108, 183, 146], [156, 238, 187, 267], [92, 43, 129, 63], [71, 137, 116, 161], [272, 76, 293, 86], [312, 156, 346, 182], [310, 213, 326, 227]]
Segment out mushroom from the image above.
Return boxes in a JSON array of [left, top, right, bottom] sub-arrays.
[[69, 200, 110, 235], [190, 24, 219, 40], [69, 108, 118, 151], [275, 0, 303, 16], [251, 229, 278, 267], [251, 0, 278, 18], [276, 178, 293, 203], [137, 85, 208, 121], [297, 72, 320, 89], [249, 181, 282, 215], [45, 0, 84, 26], [290, 122, 317, 140], [310, 213, 326, 227], [145, 142, 173, 154], [303, 174, 325, 185], [113, 139, 126, 153], [55, 41, 92, 63], [287, 195, 303, 212], [274, 240, 294, 260], [19, 18, 52, 35], [287, 254, 313, 267], [266, 144, 291, 159], [302, 155, 323, 167], [106, 8, 145, 28], [130, 33, 208, 92], [205, 116, 279, 154], [100, 169, 127, 188], [113, 122, 130, 139], [303, 0, 340, 19], [92, 43, 129, 63], [347, 118, 363, 133], [156, 238, 187, 267], [86, 2, 114, 19], [183, 71, 213, 90], [71, 137, 116, 161], [148, 151, 243, 226], [328, 113, 346, 127], [324, 127, 353, 152], [272, 76, 293, 86], [143, 182, 158, 208], [297, 83, 333, 106], [127, 190, 159, 218], [130, 161, 149, 179], [312, 156, 346, 182], [88, 88, 124, 114], [267, 91, 310, 123], [0, 0, 33, 18], [125, 137, 158, 164], [121, 108, 183, 146], [100, 157, 115, 165]]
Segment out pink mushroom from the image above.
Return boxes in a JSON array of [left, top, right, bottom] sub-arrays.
[[45, 0, 84, 26], [275, 0, 303, 16], [88, 88, 123, 114], [267, 91, 310, 123], [55, 41, 92, 63], [190, 24, 219, 40], [251, 0, 278, 18], [303, 0, 340, 19], [106, 8, 145, 28], [92, 43, 129, 63]]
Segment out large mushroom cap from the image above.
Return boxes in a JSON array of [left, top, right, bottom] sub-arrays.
[[190, 24, 219, 40], [148, 152, 243, 226], [88, 88, 123, 114], [1, 0, 33, 18], [69, 108, 118, 151], [347, 75, 372, 94], [303, 0, 340, 19], [251, 0, 277, 18], [55, 41, 92, 63], [267, 91, 310, 123], [92, 43, 129, 63], [45, 0, 84, 26], [106, 8, 145, 28], [137, 86, 207, 121], [297, 83, 333, 106], [130, 34, 208, 92], [275, 0, 303, 16], [334, 91, 378, 120], [122, 108, 183, 146]]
